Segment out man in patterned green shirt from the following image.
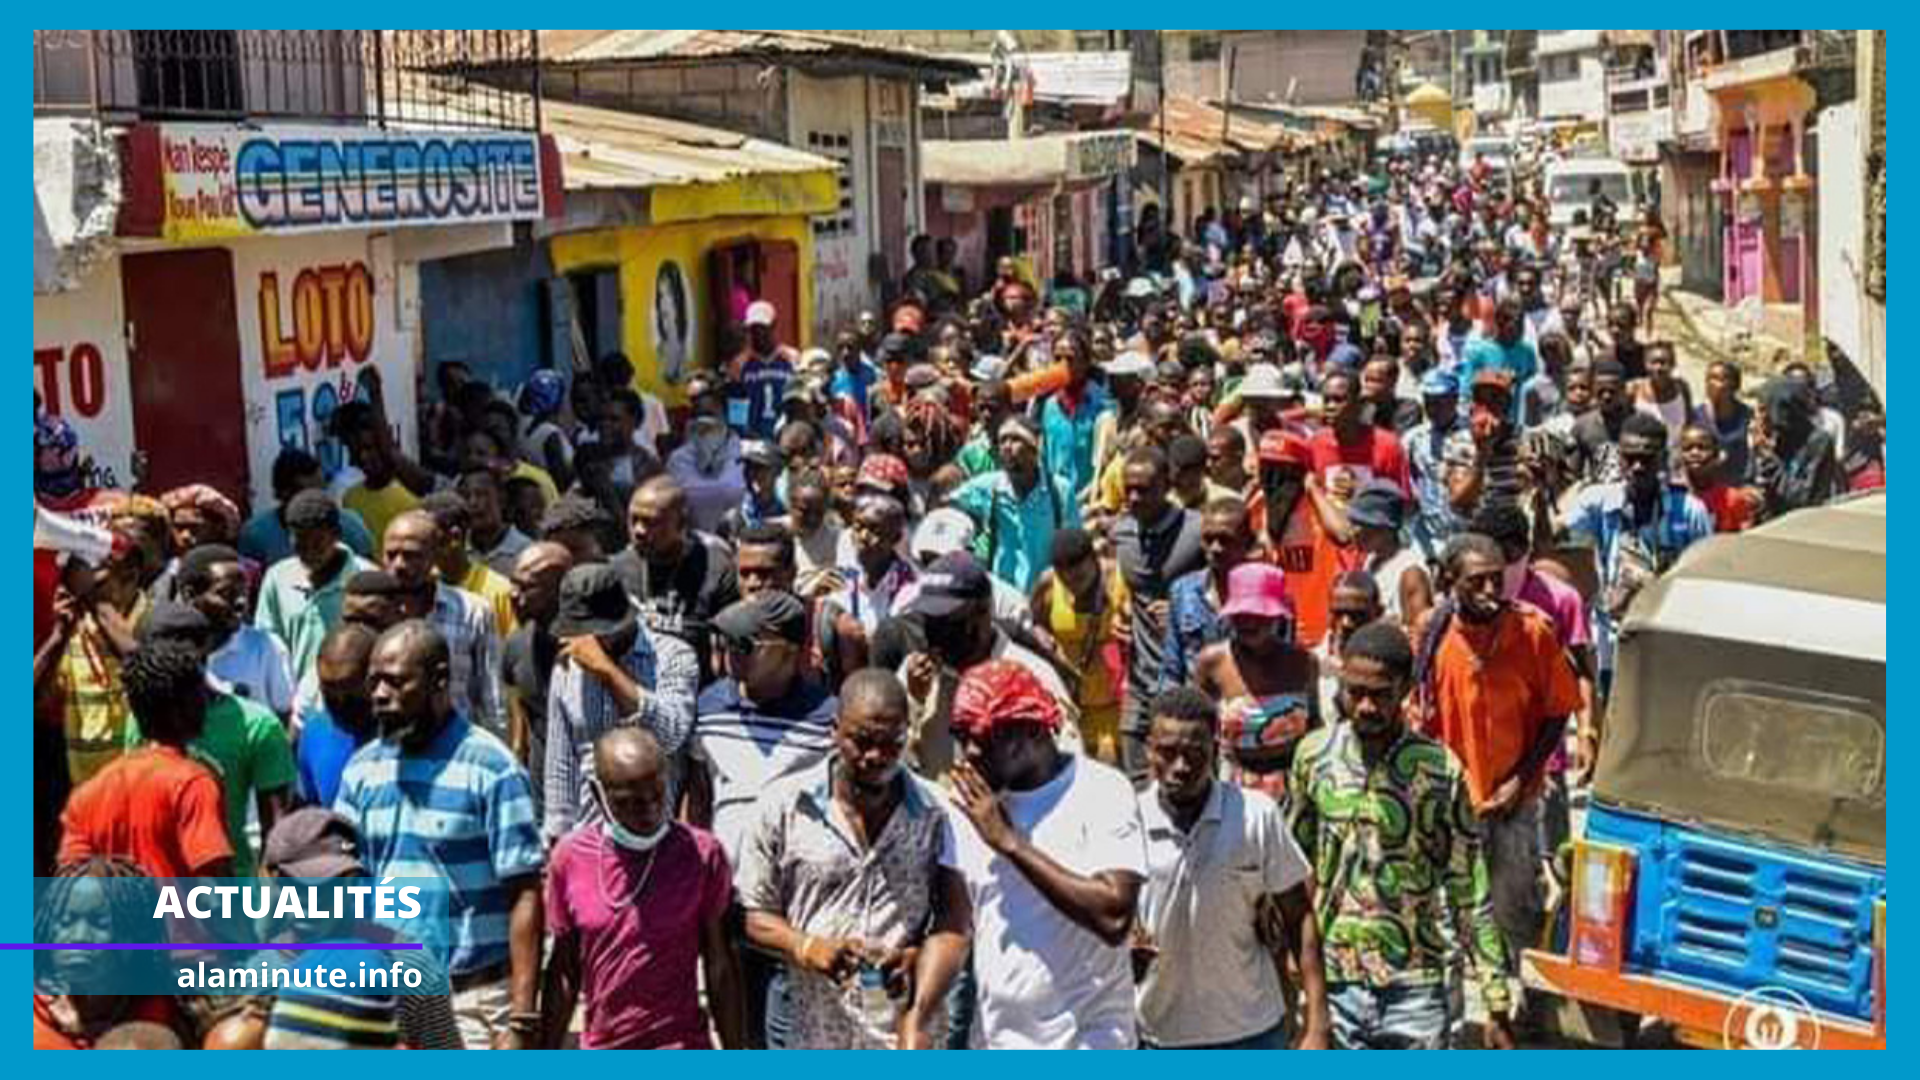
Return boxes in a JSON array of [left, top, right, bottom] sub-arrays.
[[1289, 620, 1516, 1049]]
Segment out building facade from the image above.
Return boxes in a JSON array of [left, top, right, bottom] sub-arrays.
[[33, 30, 554, 510]]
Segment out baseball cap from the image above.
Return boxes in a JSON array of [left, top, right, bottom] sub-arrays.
[[912, 508, 977, 562], [1346, 481, 1407, 531], [263, 808, 368, 879], [551, 564, 637, 640], [1471, 367, 1516, 399], [856, 454, 911, 495], [140, 601, 212, 645], [712, 591, 808, 650], [905, 552, 992, 619], [970, 355, 1008, 383], [904, 363, 942, 391], [1420, 367, 1460, 398], [744, 300, 777, 328], [1257, 430, 1313, 467], [1219, 563, 1293, 621], [741, 440, 783, 469]]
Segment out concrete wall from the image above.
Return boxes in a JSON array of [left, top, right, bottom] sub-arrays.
[[1166, 31, 1368, 107], [1538, 43, 1606, 122], [33, 255, 137, 490]]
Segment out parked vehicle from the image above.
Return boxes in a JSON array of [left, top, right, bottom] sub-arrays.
[[1526, 494, 1887, 1049], [1460, 134, 1515, 178], [1544, 157, 1647, 230]]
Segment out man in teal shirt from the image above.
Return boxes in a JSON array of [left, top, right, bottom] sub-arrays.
[[947, 415, 1076, 592], [1034, 330, 1113, 501]]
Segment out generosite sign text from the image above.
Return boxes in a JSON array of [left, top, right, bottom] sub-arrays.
[[159, 124, 543, 241]]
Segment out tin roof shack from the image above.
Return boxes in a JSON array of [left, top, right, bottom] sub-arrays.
[[922, 129, 1136, 300], [482, 30, 976, 338], [417, 96, 841, 409]]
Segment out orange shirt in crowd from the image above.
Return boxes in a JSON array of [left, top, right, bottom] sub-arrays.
[[1423, 605, 1583, 810], [1246, 489, 1361, 648], [57, 744, 233, 878]]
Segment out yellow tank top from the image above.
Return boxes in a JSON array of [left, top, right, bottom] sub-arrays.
[[1046, 575, 1123, 711]]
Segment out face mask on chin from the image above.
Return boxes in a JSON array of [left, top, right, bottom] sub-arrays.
[[604, 815, 669, 853], [595, 781, 669, 852]]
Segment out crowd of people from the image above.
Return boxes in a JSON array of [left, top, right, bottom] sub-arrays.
[[31, 144, 1885, 1050]]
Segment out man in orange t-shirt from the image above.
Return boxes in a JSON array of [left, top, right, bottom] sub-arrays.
[[57, 640, 234, 880], [1247, 431, 1361, 648], [1419, 532, 1581, 973]]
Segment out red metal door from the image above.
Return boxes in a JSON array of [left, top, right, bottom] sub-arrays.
[[121, 248, 249, 507], [757, 240, 802, 351]]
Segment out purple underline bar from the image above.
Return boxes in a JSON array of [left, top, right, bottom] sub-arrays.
[[0, 943, 424, 951]]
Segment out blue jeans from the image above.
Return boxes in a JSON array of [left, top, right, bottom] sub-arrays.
[[1143, 1021, 1290, 1049], [1329, 983, 1450, 1049], [741, 946, 792, 1049], [943, 952, 975, 1049]]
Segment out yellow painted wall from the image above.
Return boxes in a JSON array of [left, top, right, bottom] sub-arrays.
[[548, 214, 815, 407]]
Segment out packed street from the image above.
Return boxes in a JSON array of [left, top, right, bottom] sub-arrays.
[[31, 30, 1884, 1051]]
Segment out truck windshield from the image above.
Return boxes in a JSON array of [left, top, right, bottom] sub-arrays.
[[1551, 173, 1631, 206]]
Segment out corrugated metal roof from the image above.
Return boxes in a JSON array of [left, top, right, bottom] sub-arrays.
[[1136, 97, 1297, 164], [552, 29, 978, 79], [381, 76, 840, 193], [542, 98, 839, 192], [923, 131, 1137, 187]]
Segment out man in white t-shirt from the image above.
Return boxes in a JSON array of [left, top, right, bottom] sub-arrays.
[[899, 659, 1146, 1049], [177, 543, 295, 720]]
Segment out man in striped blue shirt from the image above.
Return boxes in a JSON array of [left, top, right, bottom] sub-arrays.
[[333, 621, 545, 1050]]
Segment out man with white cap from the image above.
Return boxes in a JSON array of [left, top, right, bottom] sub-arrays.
[[733, 300, 798, 442], [1091, 350, 1156, 486]]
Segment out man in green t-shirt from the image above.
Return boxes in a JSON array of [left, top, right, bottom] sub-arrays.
[[138, 603, 296, 877]]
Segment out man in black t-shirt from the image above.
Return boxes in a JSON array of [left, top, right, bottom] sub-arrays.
[[611, 476, 740, 683], [1570, 358, 1634, 485]]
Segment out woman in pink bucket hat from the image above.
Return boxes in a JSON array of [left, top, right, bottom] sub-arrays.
[[1194, 563, 1323, 800]]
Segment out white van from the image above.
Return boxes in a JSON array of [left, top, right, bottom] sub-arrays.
[[1460, 135, 1515, 176], [1544, 158, 1644, 229]]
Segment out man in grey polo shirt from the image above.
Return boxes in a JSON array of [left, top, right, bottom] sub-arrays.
[[1134, 687, 1329, 1049]]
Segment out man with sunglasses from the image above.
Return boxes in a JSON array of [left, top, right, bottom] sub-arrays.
[[688, 590, 839, 1047]]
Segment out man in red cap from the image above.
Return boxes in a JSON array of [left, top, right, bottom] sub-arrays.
[[1246, 430, 1359, 647], [900, 659, 1146, 1049]]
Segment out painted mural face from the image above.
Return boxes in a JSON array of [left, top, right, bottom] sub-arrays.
[[653, 261, 694, 387]]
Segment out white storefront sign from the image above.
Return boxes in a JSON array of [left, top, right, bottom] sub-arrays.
[[33, 256, 137, 490]]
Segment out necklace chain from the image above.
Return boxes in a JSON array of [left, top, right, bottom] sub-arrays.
[[595, 829, 662, 911]]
